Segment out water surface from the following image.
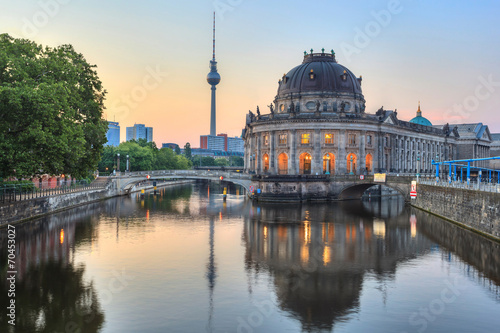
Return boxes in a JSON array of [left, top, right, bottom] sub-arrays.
[[0, 182, 499, 332]]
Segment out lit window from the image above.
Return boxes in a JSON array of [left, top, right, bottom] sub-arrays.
[[301, 133, 310, 144], [279, 134, 287, 145], [309, 69, 316, 80], [324, 133, 334, 144], [348, 134, 356, 145], [264, 135, 269, 145]]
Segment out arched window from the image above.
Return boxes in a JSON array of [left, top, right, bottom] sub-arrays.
[[347, 153, 357, 174], [323, 153, 335, 175], [278, 153, 288, 175], [366, 153, 373, 173], [263, 154, 269, 172], [299, 153, 312, 175]]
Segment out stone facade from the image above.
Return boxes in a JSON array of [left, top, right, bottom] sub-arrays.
[[243, 51, 498, 178]]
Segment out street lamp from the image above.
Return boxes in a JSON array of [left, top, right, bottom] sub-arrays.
[[117, 153, 120, 174], [325, 154, 330, 175], [416, 153, 420, 182], [349, 155, 354, 175], [435, 154, 439, 182]]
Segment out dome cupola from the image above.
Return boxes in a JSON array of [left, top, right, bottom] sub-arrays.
[[409, 102, 432, 126], [274, 49, 365, 114]]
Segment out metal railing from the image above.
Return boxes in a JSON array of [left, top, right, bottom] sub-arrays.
[[419, 179, 500, 193], [0, 180, 110, 204]]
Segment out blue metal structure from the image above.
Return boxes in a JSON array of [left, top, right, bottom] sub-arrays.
[[431, 157, 500, 185]]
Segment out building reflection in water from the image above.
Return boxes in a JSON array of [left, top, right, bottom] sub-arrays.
[[243, 198, 433, 331]]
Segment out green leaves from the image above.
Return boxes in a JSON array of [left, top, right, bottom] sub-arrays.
[[0, 34, 107, 179], [97, 142, 192, 173]]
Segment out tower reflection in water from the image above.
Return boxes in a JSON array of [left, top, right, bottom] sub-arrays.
[[243, 198, 432, 331]]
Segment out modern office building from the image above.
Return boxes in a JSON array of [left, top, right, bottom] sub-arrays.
[[126, 124, 153, 142], [228, 136, 244, 154], [200, 134, 244, 154], [106, 121, 120, 146]]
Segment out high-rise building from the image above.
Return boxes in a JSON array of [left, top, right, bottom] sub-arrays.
[[200, 135, 225, 151], [126, 124, 153, 142], [200, 133, 244, 154], [106, 121, 120, 146], [207, 12, 221, 136], [228, 136, 244, 154]]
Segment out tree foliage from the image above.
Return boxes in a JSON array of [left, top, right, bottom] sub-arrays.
[[0, 34, 108, 179], [191, 155, 244, 167], [97, 141, 192, 173], [184, 142, 192, 160]]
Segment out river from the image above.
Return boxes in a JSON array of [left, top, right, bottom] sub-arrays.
[[0, 181, 499, 333]]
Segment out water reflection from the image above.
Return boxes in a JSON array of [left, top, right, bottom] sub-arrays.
[[414, 208, 500, 297], [0, 204, 105, 333], [243, 200, 435, 331], [1, 183, 499, 332]]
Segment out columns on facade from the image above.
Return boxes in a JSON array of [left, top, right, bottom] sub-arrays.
[[359, 130, 366, 173], [270, 131, 276, 174], [312, 129, 321, 175], [249, 133, 255, 173], [257, 135, 262, 173], [289, 129, 297, 174], [375, 131, 382, 172]]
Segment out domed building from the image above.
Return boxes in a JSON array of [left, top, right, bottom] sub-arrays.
[[242, 49, 495, 200], [409, 102, 432, 126]]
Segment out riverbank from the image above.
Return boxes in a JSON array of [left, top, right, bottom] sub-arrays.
[[411, 183, 500, 242], [0, 180, 194, 227]]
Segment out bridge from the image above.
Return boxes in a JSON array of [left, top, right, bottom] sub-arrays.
[[112, 170, 253, 194], [110, 170, 414, 201]]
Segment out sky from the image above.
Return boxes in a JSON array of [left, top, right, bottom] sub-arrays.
[[2, 0, 500, 147]]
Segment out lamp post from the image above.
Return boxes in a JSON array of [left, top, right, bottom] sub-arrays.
[[117, 153, 120, 175], [435, 154, 439, 182], [325, 155, 330, 175], [349, 155, 354, 175], [126, 155, 129, 172], [416, 153, 420, 182]]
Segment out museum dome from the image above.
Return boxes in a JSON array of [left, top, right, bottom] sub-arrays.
[[276, 50, 363, 99], [409, 102, 432, 126]]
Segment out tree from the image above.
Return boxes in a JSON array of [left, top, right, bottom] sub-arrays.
[[214, 158, 228, 167], [184, 142, 192, 160], [97, 141, 192, 172], [97, 146, 116, 174], [229, 156, 244, 167], [0, 34, 107, 179], [174, 145, 181, 155]]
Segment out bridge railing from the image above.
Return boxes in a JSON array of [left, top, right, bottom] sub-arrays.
[[0, 180, 109, 204], [419, 179, 500, 193], [122, 170, 252, 180]]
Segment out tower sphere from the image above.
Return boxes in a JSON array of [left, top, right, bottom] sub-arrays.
[[207, 69, 221, 85]]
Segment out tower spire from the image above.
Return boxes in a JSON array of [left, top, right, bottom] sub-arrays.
[[212, 12, 216, 61], [207, 12, 221, 137], [417, 101, 422, 117]]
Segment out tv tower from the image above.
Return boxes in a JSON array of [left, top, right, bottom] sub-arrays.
[[207, 12, 221, 136]]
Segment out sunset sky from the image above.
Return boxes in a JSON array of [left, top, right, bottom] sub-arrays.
[[2, 0, 500, 147]]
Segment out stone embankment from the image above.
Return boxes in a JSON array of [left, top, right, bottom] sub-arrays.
[[412, 184, 500, 241], [0, 180, 193, 226]]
